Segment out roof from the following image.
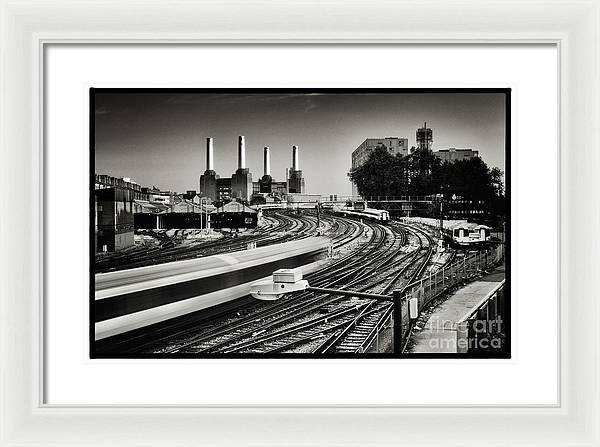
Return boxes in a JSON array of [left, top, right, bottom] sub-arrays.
[[134, 199, 211, 214], [444, 221, 490, 231], [170, 201, 205, 213], [213, 201, 258, 214], [134, 200, 170, 213]]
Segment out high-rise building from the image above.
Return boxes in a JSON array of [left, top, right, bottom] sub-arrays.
[[350, 137, 409, 196]]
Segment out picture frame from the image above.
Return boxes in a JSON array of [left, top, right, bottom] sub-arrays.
[[1, 0, 598, 445]]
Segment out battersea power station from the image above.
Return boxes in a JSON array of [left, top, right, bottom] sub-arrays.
[[199, 136, 305, 202]]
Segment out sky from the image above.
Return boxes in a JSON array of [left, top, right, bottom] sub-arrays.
[[94, 91, 507, 196]]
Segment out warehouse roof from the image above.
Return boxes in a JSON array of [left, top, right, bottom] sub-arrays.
[[134, 199, 212, 214], [213, 201, 258, 214]]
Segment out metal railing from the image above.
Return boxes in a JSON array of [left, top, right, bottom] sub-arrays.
[[400, 244, 504, 340], [456, 280, 506, 354], [318, 195, 439, 203], [362, 195, 437, 202], [360, 307, 394, 353]]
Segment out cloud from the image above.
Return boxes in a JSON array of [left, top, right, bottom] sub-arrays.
[[165, 93, 323, 109]]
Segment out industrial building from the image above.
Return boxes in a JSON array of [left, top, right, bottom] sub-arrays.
[[95, 174, 150, 252], [210, 201, 258, 229], [258, 146, 273, 193], [352, 137, 410, 168], [182, 190, 197, 200], [199, 136, 305, 202], [95, 174, 149, 200], [95, 187, 135, 252], [199, 136, 252, 202], [199, 137, 218, 201], [231, 136, 253, 201], [199, 136, 253, 203], [254, 146, 288, 196], [286, 145, 305, 194], [351, 137, 410, 196], [434, 148, 479, 162], [350, 124, 484, 197], [95, 173, 215, 252], [133, 199, 211, 230]]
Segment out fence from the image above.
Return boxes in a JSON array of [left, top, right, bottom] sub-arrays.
[[399, 244, 504, 341], [361, 307, 394, 353], [318, 195, 439, 203], [456, 280, 506, 354]]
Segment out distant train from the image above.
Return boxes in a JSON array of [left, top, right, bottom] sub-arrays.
[[332, 206, 390, 223], [442, 220, 491, 248]]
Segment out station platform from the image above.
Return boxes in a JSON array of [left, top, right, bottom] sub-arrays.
[[408, 263, 505, 353]]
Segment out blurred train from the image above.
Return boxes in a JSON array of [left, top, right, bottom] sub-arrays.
[[94, 237, 329, 341], [442, 220, 492, 248], [331, 205, 390, 223]]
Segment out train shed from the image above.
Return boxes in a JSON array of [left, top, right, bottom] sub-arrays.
[[210, 201, 258, 229]]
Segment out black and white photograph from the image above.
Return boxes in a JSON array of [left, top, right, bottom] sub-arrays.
[[91, 89, 509, 358]]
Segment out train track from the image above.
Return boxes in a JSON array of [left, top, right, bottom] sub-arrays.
[[130, 214, 442, 355], [95, 210, 322, 273], [96, 212, 364, 353]]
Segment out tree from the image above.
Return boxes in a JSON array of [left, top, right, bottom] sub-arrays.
[[348, 146, 407, 198], [348, 148, 505, 220], [406, 148, 442, 196]]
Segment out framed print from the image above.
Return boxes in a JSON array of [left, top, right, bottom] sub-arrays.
[[90, 87, 510, 360], [1, 1, 599, 446], [47, 45, 534, 406]]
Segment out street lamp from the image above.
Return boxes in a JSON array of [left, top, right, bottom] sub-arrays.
[[250, 269, 405, 354]]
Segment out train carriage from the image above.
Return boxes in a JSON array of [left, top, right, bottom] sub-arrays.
[[442, 221, 491, 248], [331, 206, 390, 223]]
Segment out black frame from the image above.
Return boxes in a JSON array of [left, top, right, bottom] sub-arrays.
[[89, 88, 511, 359]]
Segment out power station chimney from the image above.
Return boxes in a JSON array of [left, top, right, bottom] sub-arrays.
[[206, 137, 214, 171], [263, 146, 271, 176], [238, 135, 246, 169], [292, 145, 299, 171]]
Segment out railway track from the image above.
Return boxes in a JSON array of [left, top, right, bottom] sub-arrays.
[[96, 212, 364, 353], [95, 211, 321, 273], [133, 215, 442, 355]]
